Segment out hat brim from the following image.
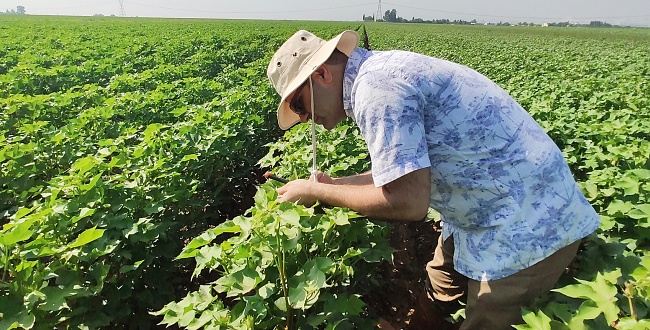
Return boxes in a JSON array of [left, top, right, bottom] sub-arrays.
[[276, 30, 359, 130]]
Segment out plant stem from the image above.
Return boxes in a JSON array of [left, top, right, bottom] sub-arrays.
[[276, 224, 293, 330], [625, 282, 636, 321], [628, 293, 636, 320], [283, 246, 295, 330], [1, 244, 10, 283]]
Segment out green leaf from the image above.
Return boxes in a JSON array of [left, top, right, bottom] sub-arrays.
[[254, 187, 269, 208], [281, 226, 300, 242], [570, 300, 602, 325], [67, 226, 105, 249], [615, 176, 639, 196], [71, 207, 96, 223], [556, 271, 621, 325], [178, 310, 196, 327], [181, 154, 198, 162], [322, 293, 365, 316], [238, 295, 268, 325], [630, 256, 650, 282], [517, 309, 552, 330], [629, 204, 650, 220], [629, 169, 650, 180], [143, 123, 165, 144], [345, 295, 365, 316], [170, 106, 189, 117], [287, 258, 334, 310], [589, 270, 620, 299], [144, 203, 165, 215], [598, 215, 616, 231], [274, 297, 287, 312], [596, 299, 621, 326], [187, 311, 215, 330], [0, 221, 33, 246], [155, 302, 182, 325], [72, 156, 98, 175], [616, 317, 650, 330], [606, 200, 634, 216], [38, 286, 76, 311], [51, 131, 65, 143], [176, 223, 241, 260], [257, 282, 276, 299], [98, 147, 111, 156], [231, 216, 250, 236], [584, 182, 598, 199], [13, 207, 33, 221], [81, 174, 102, 191], [0, 296, 35, 329], [553, 283, 597, 300], [214, 266, 260, 297], [288, 280, 320, 310], [333, 212, 350, 226], [119, 260, 144, 273], [545, 302, 573, 325], [280, 209, 301, 227], [342, 247, 363, 260]]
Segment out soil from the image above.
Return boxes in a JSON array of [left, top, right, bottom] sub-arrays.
[[364, 220, 443, 330]]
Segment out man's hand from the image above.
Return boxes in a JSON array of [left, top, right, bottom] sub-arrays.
[[277, 172, 334, 206], [277, 179, 318, 206]]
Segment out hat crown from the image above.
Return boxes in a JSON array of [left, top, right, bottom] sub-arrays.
[[267, 30, 325, 97], [267, 29, 359, 130]]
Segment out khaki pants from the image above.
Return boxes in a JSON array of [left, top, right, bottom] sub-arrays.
[[424, 235, 581, 330]]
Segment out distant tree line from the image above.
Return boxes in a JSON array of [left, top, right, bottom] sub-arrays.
[[363, 9, 627, 28], [547, 20, 614, 27], [1, 5, 26, 14]]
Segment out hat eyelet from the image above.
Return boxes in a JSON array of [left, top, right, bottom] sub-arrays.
[[277, 61, 282, 67], [292, 52, 298, 57], [300, 36, 307, 41]]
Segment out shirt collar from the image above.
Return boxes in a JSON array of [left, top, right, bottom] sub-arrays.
[[343, 47, 371, 117]]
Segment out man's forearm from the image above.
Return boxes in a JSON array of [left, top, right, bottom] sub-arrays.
[[310, 181, 424, 221], [278, 169, 430, 221], [332, 171, 374, 186], [314, 168, 430, 221]]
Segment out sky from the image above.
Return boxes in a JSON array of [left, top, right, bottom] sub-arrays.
[[1, 0, 649, 26]]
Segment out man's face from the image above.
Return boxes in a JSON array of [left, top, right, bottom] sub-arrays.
[[289, 83, 308, 117], [287, 77, 345, 130]]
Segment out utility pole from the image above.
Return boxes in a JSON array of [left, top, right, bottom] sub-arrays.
[[119, 0, 126, 17], [375, 0, 381, 22]]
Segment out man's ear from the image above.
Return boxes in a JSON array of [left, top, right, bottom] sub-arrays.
[[313, 64, 333, 84]]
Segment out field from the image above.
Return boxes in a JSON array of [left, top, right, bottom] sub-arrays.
[[1, 16, 649, 329]]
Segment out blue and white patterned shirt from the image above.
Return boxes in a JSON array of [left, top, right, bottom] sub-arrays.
[[342, 48, 600, 281]]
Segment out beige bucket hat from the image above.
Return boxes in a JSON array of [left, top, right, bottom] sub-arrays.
[[267, 30, 359, 130]]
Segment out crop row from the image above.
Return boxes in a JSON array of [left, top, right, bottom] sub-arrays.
[[1, 16, 293, 328], [1, 16, 649, 329]]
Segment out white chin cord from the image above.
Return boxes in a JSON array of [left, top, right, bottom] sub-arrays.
[[309, 77, 318, 182]]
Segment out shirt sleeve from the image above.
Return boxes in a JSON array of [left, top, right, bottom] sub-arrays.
[[352, 70, 431, 187]]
